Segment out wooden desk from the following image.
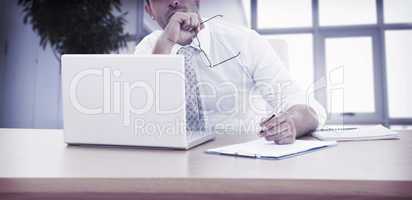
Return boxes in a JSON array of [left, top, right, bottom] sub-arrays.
[[1, 129, 412, 200]]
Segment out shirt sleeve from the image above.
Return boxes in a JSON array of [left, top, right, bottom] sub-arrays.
[[246, 31, 327, 127], [134, 31, 183, 55], [134, 31, 162, 55], [134, 36, 154, 55]]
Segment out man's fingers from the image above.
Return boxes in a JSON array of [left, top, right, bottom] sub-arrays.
[[183, 17, 191, 31], [190, 14, 199, 29], [261, 120, 289, 133], [260, 113, 288, 128], [275, 136, 295, 145], [264, 135, 276, 142], [171, 12, 192, 31], [259, 124, 289, 137], [259, 115, 273, 127], [274, 132, 292, 141], [187, 15, 193, 31], [172, 12, 189, 24], [174, 12, 200, 32], [264, 133, 279, 142], [264, 130, 288, 142], [258, 112, 297, 145], [266, 113, 288, 126]]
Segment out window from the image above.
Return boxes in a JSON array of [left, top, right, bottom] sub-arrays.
[[319, 0, 377, 26], [385, 30, 412, 118], [242, 0, 412, 125], [257, 0, 312, 28], [384, 0, 412, 23], [118, 0, 138, 35], [325, 37, 375, 113], [242, 0, 251, 27]]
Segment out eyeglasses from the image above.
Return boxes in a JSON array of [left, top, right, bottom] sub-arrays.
[[194, 15, 241, 68]]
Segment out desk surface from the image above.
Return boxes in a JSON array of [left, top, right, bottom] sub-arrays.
[[1, 129, 412, 199]]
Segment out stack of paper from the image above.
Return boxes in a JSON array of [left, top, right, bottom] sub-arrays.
[[312, 125, 400, 141], [206, 139, 337, 159]]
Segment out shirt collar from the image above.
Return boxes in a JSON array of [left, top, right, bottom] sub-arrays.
[[190, 22, 211, 56]]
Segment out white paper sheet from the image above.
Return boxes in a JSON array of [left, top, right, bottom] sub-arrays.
[[312, 125, 400, 141], [206, 139, 337, 159]]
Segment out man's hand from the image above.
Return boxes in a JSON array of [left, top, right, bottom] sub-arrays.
[[164, 12, 202, 45], [259, 112, 297, 145], [259, 105, 320, 145], [153, 12, 203, 54]]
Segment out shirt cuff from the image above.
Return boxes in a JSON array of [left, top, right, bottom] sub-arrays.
[[283, 97, 328, 128]]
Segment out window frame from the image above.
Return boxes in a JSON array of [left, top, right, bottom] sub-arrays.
[[129, 0, 146, 44], [318, 30, 384, 124], [250, 0, 412, 125]]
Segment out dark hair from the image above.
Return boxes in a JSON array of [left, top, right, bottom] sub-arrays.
[[145, 0, 149, 4]]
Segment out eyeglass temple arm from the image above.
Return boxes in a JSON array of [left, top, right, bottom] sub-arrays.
[[211, 52, 241, 68], [200, 15, 224, 25]]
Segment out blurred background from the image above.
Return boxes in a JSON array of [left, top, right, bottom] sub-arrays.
[[0, 0, 411, 129]]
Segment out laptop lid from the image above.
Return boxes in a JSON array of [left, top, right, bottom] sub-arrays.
[[61, 54, 189, 148]]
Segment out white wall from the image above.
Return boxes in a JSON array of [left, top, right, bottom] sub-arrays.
[[0, 0, 5, 115], [0, 0, 61, 128]]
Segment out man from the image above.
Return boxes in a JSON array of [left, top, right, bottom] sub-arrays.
[[135, 0, 326, 144]]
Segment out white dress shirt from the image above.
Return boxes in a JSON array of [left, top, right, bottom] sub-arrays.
[[134, 19, 326, 133]]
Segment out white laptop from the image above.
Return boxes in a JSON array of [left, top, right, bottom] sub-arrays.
[[61, 54, 215, 149]]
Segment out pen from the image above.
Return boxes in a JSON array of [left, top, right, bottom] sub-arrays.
[[261, 113, 276, 125], [259, 113, 277, 135]]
